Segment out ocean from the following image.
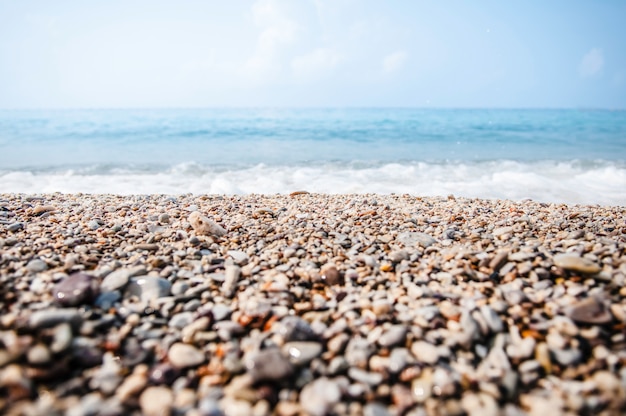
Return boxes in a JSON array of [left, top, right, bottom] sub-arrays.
[[0, 108, 625, 205]]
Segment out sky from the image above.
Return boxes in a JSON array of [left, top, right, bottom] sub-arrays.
[[0, 0, 625, 109]]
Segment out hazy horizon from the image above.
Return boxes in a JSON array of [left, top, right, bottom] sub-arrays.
[[1, 1, 625, 110]]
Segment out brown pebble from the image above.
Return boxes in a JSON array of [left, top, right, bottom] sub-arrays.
[[320, 264, 343, 286], [566, 297, 613, 325]]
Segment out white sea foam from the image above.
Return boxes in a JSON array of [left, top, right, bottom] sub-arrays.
[[1, 160, 624, 205]]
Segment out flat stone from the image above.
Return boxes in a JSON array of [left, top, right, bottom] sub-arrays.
[[168, 343, 205, 368], [101, 266, 146, 292], [188, 211, 226, 236], [397, 232, 437, 248], [227, 250, 249, 265], [566, 296, 612, 324], [553, 253, 601, 274], [26, 259, 48, 273], [126, 276, 171, 302], [245, 348, 294, 383], [29, 308, 82, 329], [282, 341, 323, 366]]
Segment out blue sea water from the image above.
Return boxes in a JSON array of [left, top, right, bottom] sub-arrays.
[[0, 108, 625, 205]]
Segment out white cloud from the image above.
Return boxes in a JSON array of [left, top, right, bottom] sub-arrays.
[[383, 50, 408, 73], [243, 0, 299, 76], [579, 48, 604, 78], [291, 48, 341, 79]]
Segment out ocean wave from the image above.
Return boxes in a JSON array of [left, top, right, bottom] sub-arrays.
[[1, 160, 624, 205]]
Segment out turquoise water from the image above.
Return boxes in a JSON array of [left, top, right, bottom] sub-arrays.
[[0, 108, 625, 204]]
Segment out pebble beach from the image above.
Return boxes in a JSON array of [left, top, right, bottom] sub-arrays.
[[1, 192, 625, 416]]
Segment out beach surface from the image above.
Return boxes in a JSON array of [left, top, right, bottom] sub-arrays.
[[1, 193, 625, 415]]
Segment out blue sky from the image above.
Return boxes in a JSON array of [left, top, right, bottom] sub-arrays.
[[0, 0, 625, 109]]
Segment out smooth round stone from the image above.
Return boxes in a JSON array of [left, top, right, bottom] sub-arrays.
[[553, 253, 601, 274], [158, 213, 170, 224], [299, 377, 341, 416], [168, 312, 194, 329], [411, 341, 440, 365], [282, 342, 323, 366], [126, 276, 171, 302], [149, 363, 181, 385], [320, 264, 343, 285], [140, 386, 174, 416], [53, 273, 97, 307], [168, 343, 205, 368], [171, 281, 189, 296], [275, 316, 317, 342], [27, 344, 51, 365], [116, 372, 148, 403], [87, 220, 101, 230], [389, 249, 409, 263], [101, 269, 132, 292], [378, 325, 407, 347], [26, 259, 48, 273], [245, 348, 294, 383]]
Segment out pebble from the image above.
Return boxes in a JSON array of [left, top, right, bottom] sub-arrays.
[[140, 385, 174, 416], [7, 222, 24, 232], [26, 258, 48, 273], [320, 264, 343, 285], [126, 276, 172, 302], [299, 377, 342, 416], [188, 211, 226, 236], [411, 341, 440, 365], [397, 232, 437, 248], [29, 308, 82, 329], [553, 253, 601, 274], [168, 343, 206, 368], [53, 272, 97, 306], [245, 348, 294, 383], [27, 344, 51, 365], [378, 325, 407, 347], [566, 296, 613, 324], [282, 341, 323, 366]]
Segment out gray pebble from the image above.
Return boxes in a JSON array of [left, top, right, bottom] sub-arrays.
[[26, 258, 48, 273], [29, 308, 82, 329], [126, 276, 171, 302], [245, 348, 294, 383], [282, 341, 323, 366]]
